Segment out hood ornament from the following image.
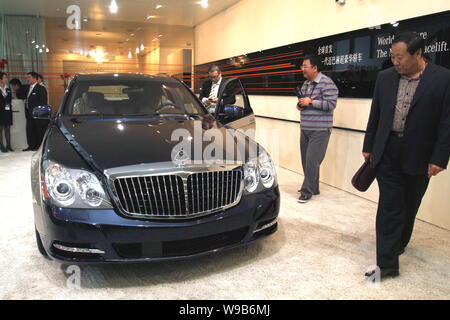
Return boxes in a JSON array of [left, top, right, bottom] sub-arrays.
[[172, 147, 191, 168]]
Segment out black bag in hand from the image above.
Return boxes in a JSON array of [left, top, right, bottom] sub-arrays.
[[351, 160, 376, 192]]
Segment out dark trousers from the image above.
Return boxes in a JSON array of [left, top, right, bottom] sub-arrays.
[[375, 134, 429, 269], [26, 109, 48, 149], [300, 129, 331, 197]]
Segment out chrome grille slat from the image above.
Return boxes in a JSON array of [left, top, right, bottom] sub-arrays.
[[174, 176, 182, 216], [142, 176, 154, 214], [124, 178, 136, 213], [113, 168, 243, 219], [136, 177, 147, 214], [116, 179, 129, 212]]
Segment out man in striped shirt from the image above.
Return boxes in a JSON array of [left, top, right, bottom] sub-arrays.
[[297, 55, 339, 203]]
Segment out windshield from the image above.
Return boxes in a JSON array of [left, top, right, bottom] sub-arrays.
[[64, 79, 205, 116]]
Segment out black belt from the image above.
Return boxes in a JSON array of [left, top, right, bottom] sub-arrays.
[[390, 131, 404, 138]]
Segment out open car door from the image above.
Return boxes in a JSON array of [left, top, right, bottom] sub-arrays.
[[215, 77, 255, 133]]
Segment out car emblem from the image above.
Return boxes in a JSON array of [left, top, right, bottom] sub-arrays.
[[172, 147, 190, 167]]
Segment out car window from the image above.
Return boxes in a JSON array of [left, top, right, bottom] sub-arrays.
[[88, 85, 129, 101], [65, 79, 205, 116]]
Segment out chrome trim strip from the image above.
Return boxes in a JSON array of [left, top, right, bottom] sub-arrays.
[[254, 219, 278, 233], [53, 244, 105, 255]]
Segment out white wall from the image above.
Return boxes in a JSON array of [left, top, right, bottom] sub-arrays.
[[194, 0, 450, 229]]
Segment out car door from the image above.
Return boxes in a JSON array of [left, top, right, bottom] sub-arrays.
[[215, 77, 255, 133]]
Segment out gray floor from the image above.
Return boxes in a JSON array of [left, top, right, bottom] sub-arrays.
[[0, 151, 449, 300]]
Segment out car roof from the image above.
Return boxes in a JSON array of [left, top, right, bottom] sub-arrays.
[[73, 73, 180, 83]]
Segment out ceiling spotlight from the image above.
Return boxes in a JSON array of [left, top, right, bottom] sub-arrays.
[[109, 0, 118, 14], [140, 43, 144, 50], [46, 48, 50, 53], [200, 0, 208, 8], [35, 45, 39, 49], [128, 51, 132, 58], [31, 40, 35, 44], [39, 48, 43, 53], [136, 47, 140, 54], [156, 4, 162, 9], [146, 15, 157, 19]]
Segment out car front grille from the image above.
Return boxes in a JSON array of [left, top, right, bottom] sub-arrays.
[[112, 169, 243, 219]]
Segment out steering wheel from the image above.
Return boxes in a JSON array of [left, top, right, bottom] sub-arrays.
[[155, 102, 178, 113]]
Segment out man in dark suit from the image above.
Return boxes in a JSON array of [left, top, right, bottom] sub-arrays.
[[23, 71, 48, 151], [363, 32, 450, 280], [199, 65, 236, 113]]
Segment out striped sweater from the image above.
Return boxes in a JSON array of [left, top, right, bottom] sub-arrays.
[[299, 72, 339, 130]]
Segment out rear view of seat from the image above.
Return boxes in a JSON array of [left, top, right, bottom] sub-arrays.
[[81, 92, 106, 114]]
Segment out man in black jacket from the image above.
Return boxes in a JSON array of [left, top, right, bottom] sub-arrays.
[[23, 72, 48, 151], [363, 32, 450, 280], [199, 65, 237, 113]]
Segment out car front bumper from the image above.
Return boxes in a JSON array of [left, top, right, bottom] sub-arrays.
[[34, 186, 280, 263]]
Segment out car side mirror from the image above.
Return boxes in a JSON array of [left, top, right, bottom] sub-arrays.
[[33, 105, 53, 120]]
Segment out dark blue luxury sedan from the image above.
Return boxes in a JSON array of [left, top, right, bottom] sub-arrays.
[[31, 73, 280, 263]]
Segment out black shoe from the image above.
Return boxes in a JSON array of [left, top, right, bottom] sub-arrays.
[[365, 267, 400, 280], [6, 145, 13, 152], [298, 194, 311, 203], [1, 146, 6, 153], [298, 189, 320, 195], [22, 147, 33, 152]]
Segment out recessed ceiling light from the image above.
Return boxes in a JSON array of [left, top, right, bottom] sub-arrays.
[[156, 4, 162, 9], [200, 0, 208, 8], [109, 0, 118, 14], [146, 15, 157, 20]]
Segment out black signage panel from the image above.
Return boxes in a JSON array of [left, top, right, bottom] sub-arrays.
[[193, 11, 449, 98]]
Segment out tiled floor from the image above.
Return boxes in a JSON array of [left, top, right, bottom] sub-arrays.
[[0, 151, 449, 299]]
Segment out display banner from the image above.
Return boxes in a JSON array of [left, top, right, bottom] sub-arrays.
[[194, 11, 449, 98]]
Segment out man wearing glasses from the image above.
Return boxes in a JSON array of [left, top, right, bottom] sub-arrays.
[[296, 55, 339, 203], [199, 65, 224, 114]]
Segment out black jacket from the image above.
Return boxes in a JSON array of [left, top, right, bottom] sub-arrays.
[[363, 63, 450, 174], [199, 78, 236, 106], [199, 78, 225, 102], [0, 87, 13, 126], [26, 83, 48, 117]]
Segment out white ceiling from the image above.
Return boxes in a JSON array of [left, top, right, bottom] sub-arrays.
[[0, 0, 241, 26]]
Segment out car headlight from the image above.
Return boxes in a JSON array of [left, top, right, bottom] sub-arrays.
[[43, 160, 112, 208], [258, 149, 276, 189], [243, 148, 277, 192], [243, 159, 260, 193]]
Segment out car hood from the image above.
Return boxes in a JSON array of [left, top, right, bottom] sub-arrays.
[[57, 115, 253, 171]]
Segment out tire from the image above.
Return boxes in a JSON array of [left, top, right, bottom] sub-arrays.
[[35, 228, 49, 258]]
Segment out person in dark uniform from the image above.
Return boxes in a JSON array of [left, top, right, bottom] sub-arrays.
[[23, 72, 48, 151], [0, 72, 13, 152], [9, 78, 27, 99]]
